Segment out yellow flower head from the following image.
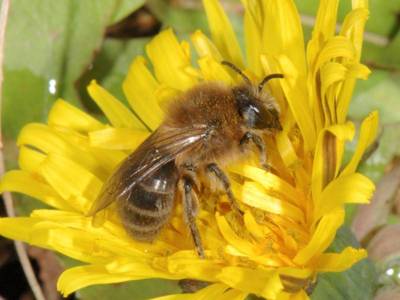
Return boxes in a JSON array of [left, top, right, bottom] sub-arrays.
[[0, 0, 377, 299]]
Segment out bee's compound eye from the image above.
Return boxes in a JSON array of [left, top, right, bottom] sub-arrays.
[[234, 87, 281, 130]]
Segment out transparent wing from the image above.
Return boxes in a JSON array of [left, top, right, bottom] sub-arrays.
[[87, 125, 208, 216]]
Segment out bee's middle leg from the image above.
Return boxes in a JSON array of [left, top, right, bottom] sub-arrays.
[[180, 176, 205, 258], [206, 163, 243, 215]]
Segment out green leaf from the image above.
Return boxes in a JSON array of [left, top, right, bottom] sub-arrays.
[[2, 0, 144, 139], [350, 71, 400, 124], [311, 227, 378, 300], [76, 37, 149, 112], [344, 70, 400, 185], [111, 0, 146, 24], [147, 0, 208, 34], [295, 0, 400, 36], [147, 0, 244, 46], [78, 279, 181, 300]]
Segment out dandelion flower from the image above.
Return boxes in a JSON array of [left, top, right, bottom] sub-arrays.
[[0, 0, 377, 299]]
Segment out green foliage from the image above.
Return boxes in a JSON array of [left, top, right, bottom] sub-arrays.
[[2, 0, 144, 139], [311, 227, 378, 300], [2, 0, 400, 299], [79, 279, 181, 300]]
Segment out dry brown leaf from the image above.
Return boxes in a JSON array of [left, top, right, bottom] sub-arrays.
[[368, 224, 400, 262], [352, 163, 400, 243], [28, 247, 64, 300], [375, 287, 400, 300]]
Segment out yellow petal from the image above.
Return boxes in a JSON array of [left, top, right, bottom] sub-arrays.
[[294, 209, 344, 265], [241, 182, 304, 223], [216, 266, 283, 299], [292, 290, 310, 300], [197, 56, 234, 84], [352, 0, 368, 8], [243, 210, 269, 241], [315, 173, 375, 219], [190, 30, 222, 61], [38, 153, 102, 213], [58, 265, 135, 296], [229, 165, 299, 205], [202, 0, 244, 68], [241, 0, 263, 76], [0, 217, 44, 244], [146, 28, 199, 91], [105, 258, 180, 280], [155, 84, 181, 111], [48, 99, 104, 132], [151, 284, 229, 300], [278, 55, 316, 150], [276, 131, 300, 168], [89, 148, 126, 175], [0, 218, 108, 263], [29, 210, 167, 259], [341, 8, 369, 61], [47, 228, 117, 263], [341, 111, 379, 176], [307, 0, 339, 65], [3, 213, 138, 264], [89, 127, 149, 150], [312, 122, 355, 203], [18, 145, 46, 172], [319, 62, 347, 126], [166, 251, 223, 281], [261, 0, 306, 76], [309, 37, 359, 127], [314, 37, 356, 72], [123, 56, 164, 130], [336, 64, 371, 124], [0, 170, 71, 210], [260, 54, 287, 110], [216, 212, 255, 256], [17, 123, 108, 180], [278, 268, 313, 280], [87, 80, 145, 129], [218, 288, 248, 300], [277, 290, 310, 300], [314, 247, 367, 272]]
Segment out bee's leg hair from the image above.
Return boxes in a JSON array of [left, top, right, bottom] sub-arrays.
[[181, 176, 205, 258], [206, 163, 243, 215], [240, 131, 269, 170]]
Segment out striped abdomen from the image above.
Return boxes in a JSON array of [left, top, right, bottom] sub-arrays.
[[118, 161, 178, 241]]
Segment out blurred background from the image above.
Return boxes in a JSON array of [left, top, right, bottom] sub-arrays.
[[1, 0, 400, 299]]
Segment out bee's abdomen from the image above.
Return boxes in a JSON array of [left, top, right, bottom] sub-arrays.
[[118, 161, 178, 242]]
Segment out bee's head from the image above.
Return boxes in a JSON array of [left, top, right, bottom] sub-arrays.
[[222, 61, 283, 131], [233, 85, 282, 130]]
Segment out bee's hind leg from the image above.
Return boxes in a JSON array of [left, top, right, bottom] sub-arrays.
[[207, 163, 243, 216], [180, 176, 205, 258]]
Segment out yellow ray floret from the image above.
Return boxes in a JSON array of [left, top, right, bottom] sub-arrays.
[[0, 0, 376, 299]]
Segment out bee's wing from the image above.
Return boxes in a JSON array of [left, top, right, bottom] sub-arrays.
[[87, 125, 208, 216]]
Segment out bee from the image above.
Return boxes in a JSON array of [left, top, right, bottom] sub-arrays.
[[88, 61, 283, 258]]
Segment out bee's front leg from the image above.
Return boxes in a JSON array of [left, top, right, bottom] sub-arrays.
[[207, 163, 243, 215], [240, 131, 269, 170], [179, 176, 205, 258]]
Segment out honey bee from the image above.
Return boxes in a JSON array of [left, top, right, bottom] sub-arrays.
[[88, 61, 283, 258]]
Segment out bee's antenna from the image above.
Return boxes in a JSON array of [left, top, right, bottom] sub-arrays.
[[258, 73, 284, 93], [221, 61, 251, 85]]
